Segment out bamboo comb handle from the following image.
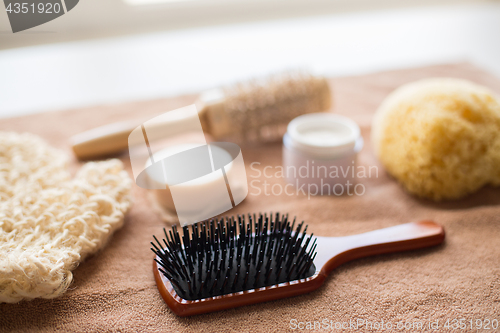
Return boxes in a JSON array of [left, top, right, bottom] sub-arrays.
[[314, 220, 445, 277]]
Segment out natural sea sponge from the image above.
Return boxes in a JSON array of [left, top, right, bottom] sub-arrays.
[[372, 78, 500, 201], [0, 132, 132, 303]]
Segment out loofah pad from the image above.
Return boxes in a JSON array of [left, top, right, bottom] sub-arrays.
[[372, 78, 500, 201], [0, 132, 132, 303]]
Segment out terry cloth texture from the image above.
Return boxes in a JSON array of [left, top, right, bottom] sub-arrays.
[[0, 63, 499, 332]]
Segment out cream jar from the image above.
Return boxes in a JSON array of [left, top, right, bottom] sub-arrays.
[[283, 113, 363, 195]]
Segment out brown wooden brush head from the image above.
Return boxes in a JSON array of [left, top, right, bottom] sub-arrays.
[[152, 218, 445, 316]]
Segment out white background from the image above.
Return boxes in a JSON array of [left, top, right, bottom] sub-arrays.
[[1, 2, 500, 119]]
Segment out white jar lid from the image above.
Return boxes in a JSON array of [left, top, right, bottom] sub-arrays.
[[284, 113, 362, 159]]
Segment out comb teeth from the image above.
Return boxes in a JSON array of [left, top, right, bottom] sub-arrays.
[[151, 213, 317, 300]]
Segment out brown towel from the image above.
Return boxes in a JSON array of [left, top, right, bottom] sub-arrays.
[[1, 63, 499, 332]]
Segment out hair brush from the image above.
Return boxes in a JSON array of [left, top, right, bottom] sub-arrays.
[[151, 213, 445, 316], [71, 72, 331, 160]]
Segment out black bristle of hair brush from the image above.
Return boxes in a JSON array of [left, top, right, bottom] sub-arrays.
[[151, 213, 445, 316], [151, 212, 317, 300]]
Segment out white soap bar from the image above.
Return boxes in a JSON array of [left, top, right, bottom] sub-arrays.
[[144, 143, 247, 225]]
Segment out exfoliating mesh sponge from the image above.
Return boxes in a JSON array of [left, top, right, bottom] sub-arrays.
[[0, 132, 132, 303], [372, 78, 500, 201]]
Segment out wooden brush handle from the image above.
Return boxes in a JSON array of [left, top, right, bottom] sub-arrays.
[[71, 120, 139, 160], [315, 220, 445, 277], [71, 109, 204, 160]]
